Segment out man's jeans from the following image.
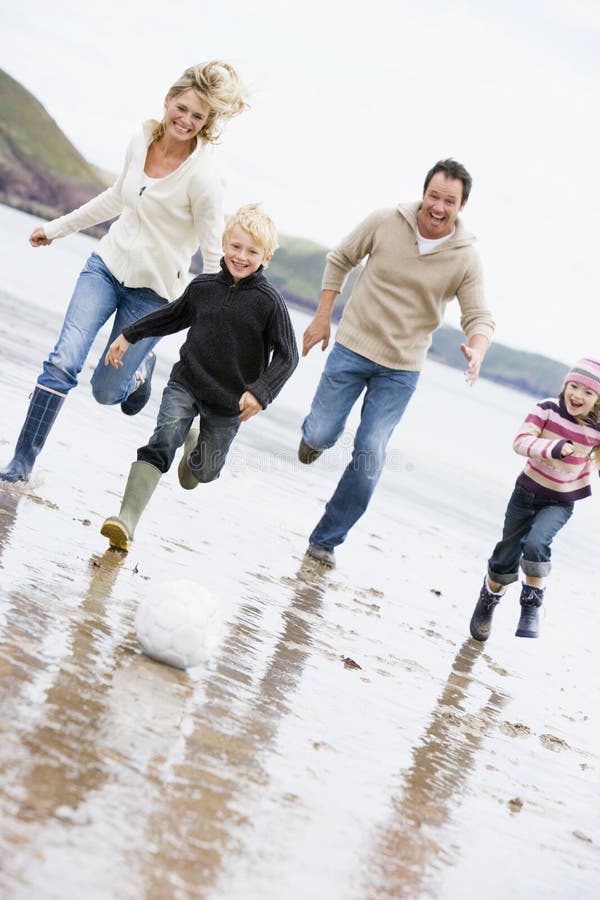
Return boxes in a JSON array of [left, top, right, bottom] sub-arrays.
[[138, 380, 241, 478], [39, 253, 167, 403], [303, 342, 419, 551], [488, 484, 574, 584]]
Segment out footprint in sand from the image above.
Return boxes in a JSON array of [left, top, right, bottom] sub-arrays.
[[539, 733, 570, 752], [500, 721, 532, 737]]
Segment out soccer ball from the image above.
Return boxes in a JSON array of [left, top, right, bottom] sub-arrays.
[[134, 579, 222, 670]]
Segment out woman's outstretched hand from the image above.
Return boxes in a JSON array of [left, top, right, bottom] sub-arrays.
[[29, 227, 53, 247], [105, 334, 130, 368]]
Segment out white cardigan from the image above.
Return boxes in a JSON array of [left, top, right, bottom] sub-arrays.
[[44, 120, 224, 300]]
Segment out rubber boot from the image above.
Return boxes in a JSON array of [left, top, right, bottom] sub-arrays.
[[100, 461, 161, 551], [515, 583, 544, 638], [177, 425, 200, 490], [121, 352, 156, 416], [0, 386, 65, 483], [469, 578, 504, 642]]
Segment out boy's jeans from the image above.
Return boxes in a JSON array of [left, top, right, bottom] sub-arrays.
[[488, 484, 574, 583], [138, 380, 240, 479], [39, 253, 166, 403], [302, 342, 419, 551]]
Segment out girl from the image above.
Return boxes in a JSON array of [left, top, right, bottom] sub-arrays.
[[470, 357, 600, 641], [1, 61, 248, 484]]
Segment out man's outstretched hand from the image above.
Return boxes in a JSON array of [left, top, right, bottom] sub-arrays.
[[460, 342, 486, 385], [302, 315, 331, 356]]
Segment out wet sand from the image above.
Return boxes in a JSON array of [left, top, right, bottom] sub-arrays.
[[0, 205, 599, 899]]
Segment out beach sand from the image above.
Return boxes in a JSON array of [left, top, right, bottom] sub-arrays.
[[0, 205, 599, 899]]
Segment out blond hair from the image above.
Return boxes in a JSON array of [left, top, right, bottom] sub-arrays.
[[223, 204, 279, 259], [152, 60, 249, 145]]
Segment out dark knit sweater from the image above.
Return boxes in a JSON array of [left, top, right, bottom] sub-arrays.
[[122, 260, 299, 413]]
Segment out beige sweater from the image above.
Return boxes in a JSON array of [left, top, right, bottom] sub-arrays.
[[44, 120, 224, 300], [323, 202, 495, 370]]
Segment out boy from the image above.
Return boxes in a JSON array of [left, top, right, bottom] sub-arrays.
[[100, 204, 299, 551]]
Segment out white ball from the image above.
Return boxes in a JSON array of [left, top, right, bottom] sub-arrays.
[[134, 579, 222, 670]]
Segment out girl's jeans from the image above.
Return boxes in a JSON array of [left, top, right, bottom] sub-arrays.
[[138, 380, 240, 479], [38, 253, 167, 402], [488, 484, 574, 584], [302, 342, 419, 551]]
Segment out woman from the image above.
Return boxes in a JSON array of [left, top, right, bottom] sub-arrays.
[[1, 61, 248, 483]]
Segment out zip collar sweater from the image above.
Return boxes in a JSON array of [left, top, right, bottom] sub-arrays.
[[323, 202, 495, 370], [122, 260, 299, 413], [44, 120, 224, 300]]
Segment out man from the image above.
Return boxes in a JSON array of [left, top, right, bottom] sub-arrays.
[[299, 158, 495, 567]]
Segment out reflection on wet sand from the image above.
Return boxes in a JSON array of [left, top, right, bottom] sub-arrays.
[[14, 553, 126, 824], [0, 491, 154, 896], [0, 548, 125, 845], [139, 557, 327, 898], [362, 640, 508, 899], [0, 489, 21, 555], [0, 489, 53, 717], [0, 478, 328, 896], [0, 491, 46, 729]]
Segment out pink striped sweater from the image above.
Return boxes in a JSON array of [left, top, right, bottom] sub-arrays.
[[515, 398, 600, 501]]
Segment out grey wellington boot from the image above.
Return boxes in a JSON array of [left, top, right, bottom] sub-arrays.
[[100, 461, 161, 551], [177, 425, 200, 490]]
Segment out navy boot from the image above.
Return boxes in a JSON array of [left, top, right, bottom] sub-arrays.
[[469, 578, 504, 642], [515, 584, 544, 638], [121, 352, 156, 416], [0, 386, 65, 483]]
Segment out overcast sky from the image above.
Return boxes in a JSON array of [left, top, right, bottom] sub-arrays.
[[2, 0, 599, 366]]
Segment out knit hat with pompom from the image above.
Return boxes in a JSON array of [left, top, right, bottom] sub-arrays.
[[564, 358, 600, 395]]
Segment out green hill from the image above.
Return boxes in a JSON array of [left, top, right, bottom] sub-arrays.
[[0, 67, 107, 219], [428, 325, 567, 397], [191, 231, 360, 311], [0, 67, 568, 397]]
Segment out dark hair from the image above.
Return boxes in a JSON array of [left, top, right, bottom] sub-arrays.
[[423, 159, 472, 204], [559, 385, 600, 425]]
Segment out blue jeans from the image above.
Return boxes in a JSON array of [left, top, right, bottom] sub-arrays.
[[138, 380, 241, 477], [488, 484, 574, 583], [39, 253, 167, 402], [303, 342, 419, 551]]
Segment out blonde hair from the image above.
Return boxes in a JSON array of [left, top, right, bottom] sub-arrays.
[[223, 204, 279, 260], [152, 60, 249, 145]]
